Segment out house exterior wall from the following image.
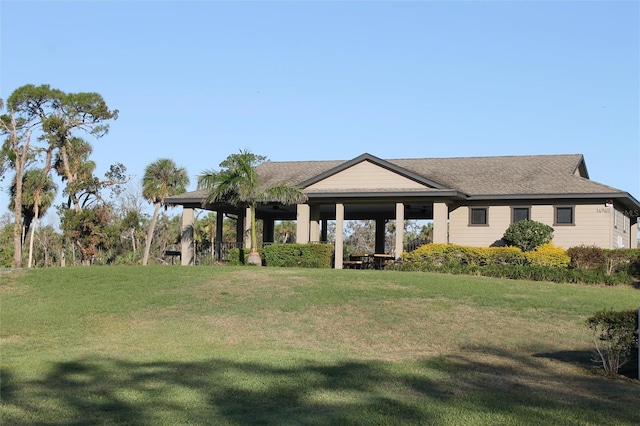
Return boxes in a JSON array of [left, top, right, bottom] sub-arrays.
[[449, 201, 621, 249], [306, 160, 427, 191], [611, 206, 632, 248]]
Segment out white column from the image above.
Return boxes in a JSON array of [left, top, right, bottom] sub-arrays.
[[395, 202, 405, 259], [296, 204, 311, 243], [181, 208, 195, 266], [433, 202, 448, 244], [335, 203, 344, 269], [310, 204, 321, 243]]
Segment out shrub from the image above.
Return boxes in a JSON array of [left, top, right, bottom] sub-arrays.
[[502, 219, 554, 252], [567, 245, 607, 270], [524, 243, 570, 267], [227, 248, 256, 265], [603, 249, 633, 276], [262, 243, 333, 268], [586, 309, 639, 376], [402, 243, 482, 267], [480, 246, 527, 266]]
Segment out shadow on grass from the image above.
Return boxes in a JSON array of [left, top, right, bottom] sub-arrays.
[[2, 350, 639, 425], [534, 348, 639, 381]]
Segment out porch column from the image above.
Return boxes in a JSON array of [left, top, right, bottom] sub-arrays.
[[321, 219, 328, 242], [296, 204, 310, 243], [433, 202, 448, 244], [181, 207, 195, 266], [216, 211, 223, 261], [335, 203, 344, 269], [631, 222, 638, 249], [375, 218, 386, 253], [244, 207, 252, 249], [263, 218, 275, 244], [395, 202, 405, 259], [236, 209, 245, 248], [309, 205, 321, 242]]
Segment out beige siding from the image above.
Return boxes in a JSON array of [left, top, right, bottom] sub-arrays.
[[449, 206, 511, 247], [449, 202, 618, 249], [306, 161, 427, 190], [612, 207, 632, 248]]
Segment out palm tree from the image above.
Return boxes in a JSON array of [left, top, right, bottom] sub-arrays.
[[141, 158, 189, 265], [198, 149, 307, 266], [10, 168, 58, 268]]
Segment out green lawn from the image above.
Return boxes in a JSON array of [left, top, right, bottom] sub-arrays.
[[1, 266, 639, 425]]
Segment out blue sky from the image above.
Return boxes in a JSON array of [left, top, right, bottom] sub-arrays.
[[1, 0, 639, 220]]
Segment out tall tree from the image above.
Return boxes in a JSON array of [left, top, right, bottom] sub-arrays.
[[1, 84, 119, 267], [141, 158, 189, 265], [10, 168, 58, 268], [198, 149, 308, 266], [1, 90, 47, 267]]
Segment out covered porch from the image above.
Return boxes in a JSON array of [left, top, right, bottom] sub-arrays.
[[170, 194, 453, 268]]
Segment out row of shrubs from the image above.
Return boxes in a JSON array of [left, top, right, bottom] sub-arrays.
[[397, 243, 640, 285]]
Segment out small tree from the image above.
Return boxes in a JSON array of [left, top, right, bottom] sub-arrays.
[[587, 310, 638, 377], [503, 219, 554, 252]]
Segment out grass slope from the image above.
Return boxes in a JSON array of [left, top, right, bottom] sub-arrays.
[[1, 266, 639, 425]]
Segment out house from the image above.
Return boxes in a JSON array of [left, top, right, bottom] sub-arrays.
[[165, 153, 640, 268]]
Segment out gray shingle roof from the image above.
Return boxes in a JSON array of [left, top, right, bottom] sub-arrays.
[[166, 153, 638, 209], [257, 153, 622, 196]]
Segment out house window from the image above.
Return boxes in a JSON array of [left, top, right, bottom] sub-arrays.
[[555, 206, 574, 225], [613, 210, 618, 228], [512, 207, 530, 223], [470, 207, 488, 225]]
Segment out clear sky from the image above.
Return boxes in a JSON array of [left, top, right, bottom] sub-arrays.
[[1, 0, 639, 220]]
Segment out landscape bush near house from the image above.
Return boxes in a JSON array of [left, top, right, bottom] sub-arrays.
[[523, 243, 571, 267], [227, 243, 332, 268], [399, 243, 639, 286], [586, 309, 639, 376], [502, 219, 554, 252], [261, 243, 333, 268]]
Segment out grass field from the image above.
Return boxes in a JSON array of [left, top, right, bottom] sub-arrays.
[[1, 266, 639, 425]]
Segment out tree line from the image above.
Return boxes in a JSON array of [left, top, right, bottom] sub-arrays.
[[1, 84, 433, 268]]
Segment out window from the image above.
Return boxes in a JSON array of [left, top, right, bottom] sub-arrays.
[[512, 207, 530, 223], [614, 210, 618, 228], [555, 206, 574, 225], [470, 207, 488, 225]]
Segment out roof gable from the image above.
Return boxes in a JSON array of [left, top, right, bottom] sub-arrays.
[[299, 153, 449, 190]]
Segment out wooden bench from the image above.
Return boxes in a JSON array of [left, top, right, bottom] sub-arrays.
[[342, 260, 364, 269]]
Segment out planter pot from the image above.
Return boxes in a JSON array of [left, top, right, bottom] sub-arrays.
[[247, 251, 262, 266]]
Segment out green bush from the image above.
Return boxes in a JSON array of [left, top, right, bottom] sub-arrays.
[[586, 309, 639, 376], [227, 248, 255, 266], [503, 219, 554, 252], [261, 243, 333, 268], [480, 246, 527, 266]]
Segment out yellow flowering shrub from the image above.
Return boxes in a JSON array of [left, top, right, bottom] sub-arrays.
[[524, 243, 570, 267]]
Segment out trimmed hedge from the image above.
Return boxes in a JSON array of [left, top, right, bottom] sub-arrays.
[[524, 243, 571, 268], [228, 244, 333, 268], [261, 243, 333, 268], [398, 243, 635, 285], [392, 261, 633, 285]]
